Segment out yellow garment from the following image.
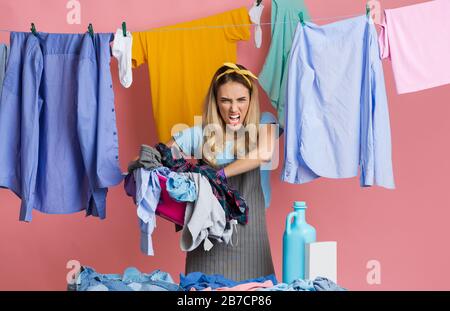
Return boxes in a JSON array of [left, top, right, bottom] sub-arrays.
[[132, 8, 251, 142]]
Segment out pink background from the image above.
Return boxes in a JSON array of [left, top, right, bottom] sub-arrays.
[[0, 0, 449, 291]]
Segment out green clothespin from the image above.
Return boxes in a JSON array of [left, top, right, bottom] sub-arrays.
[[88, 23, 94, 38], [30, 23, 37, 36], [366, 4, 371, 17], [122, 22, 127, 37], [299, 11, 305, 27]]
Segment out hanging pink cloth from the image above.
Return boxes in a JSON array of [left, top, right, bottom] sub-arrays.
[[379, 0, 450, 94]]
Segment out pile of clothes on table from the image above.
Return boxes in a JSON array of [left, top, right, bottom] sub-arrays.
[[124, 144, 247, 256], [70, 266, 346, 291]]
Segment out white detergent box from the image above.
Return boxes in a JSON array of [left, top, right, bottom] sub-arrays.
[[305, 241, 337, 283]]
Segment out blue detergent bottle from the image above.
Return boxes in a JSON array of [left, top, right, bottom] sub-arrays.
[[282, 201, 316, 284]]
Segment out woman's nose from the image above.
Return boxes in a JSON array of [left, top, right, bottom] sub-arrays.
[[230, 101, 239, 112]]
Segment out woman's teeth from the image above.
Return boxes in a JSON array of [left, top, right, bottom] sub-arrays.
[[229, 115, 240, 124]]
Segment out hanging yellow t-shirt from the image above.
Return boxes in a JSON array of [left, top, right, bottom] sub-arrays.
[[132, 8, 251, 142]]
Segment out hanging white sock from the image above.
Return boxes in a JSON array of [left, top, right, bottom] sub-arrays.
[[249, 1, 264, 49], [112, 29, 133, 88]]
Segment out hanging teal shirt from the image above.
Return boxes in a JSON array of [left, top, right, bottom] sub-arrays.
[[173, 112, 283, 208], [259, 0, 309, 127]]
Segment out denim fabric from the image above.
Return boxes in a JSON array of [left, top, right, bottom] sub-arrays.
[[313, 277, 346, 291], [258, 277, 346, 291], [77, 266, 182, 291], [86, 284, 109, 291], [78, 267, 132, 291], [257, 279, 314, 291], [121, 267, 181, 291]]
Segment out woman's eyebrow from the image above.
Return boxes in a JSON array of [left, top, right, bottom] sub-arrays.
[[219, 96, 248, 101]]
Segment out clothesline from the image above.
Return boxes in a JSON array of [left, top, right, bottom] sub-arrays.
[[0, 12, 373, 34]]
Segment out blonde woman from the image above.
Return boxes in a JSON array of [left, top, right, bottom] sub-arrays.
[[167, 63, 281, 281]]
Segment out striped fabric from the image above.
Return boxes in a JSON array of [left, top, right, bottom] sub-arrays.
[[185, 167, 275, 281]]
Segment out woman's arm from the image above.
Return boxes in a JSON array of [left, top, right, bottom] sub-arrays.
[[166, 137, 192, 160], [223, 124, 278, 178], [166, 138, 177, 148]]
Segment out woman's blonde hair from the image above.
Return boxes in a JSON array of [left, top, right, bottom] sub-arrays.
[[202, 64, 260, 167]]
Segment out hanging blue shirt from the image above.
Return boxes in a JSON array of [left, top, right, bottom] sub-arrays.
[[0, 32, 123, 221], [282, 16, 395, 189]]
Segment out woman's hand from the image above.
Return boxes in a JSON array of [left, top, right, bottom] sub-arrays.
[[166, 138, 190, 161], [166, 138, 176, 149], [223, 123, 278, 178]]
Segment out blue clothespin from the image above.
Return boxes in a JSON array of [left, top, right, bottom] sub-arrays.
[[299, 11, 305, 26], [87, 23, 94, 38], [30, 23, 37, 36], [122, 22, 127, 37]]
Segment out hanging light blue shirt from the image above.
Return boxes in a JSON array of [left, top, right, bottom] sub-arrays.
[[0, 32, 123, 221], [282, 16, 395, 189]]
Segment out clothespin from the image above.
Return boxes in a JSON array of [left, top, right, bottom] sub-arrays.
[[30, 23, 37, 36], [87, 23, 94, 38], [366, 3, 371, 17], [299, 11, 305, 27], [122, 22, 127, 37], [256, 0, 263, 6]]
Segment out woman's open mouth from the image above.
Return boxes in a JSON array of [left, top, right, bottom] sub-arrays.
[[228, 114, 240, 126]]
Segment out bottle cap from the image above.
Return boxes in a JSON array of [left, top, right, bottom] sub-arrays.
[[293, 201, 307, 208]]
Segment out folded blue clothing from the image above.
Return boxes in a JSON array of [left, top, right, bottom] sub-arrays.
[[76, 266, 182, 291], [259, 279, 315, 291], [257, 277, 346, 291], [179, 272, 278, 291], [75, 266, 344, 291], [77, 267, 132, 291], [313, 277, 346, 291]]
